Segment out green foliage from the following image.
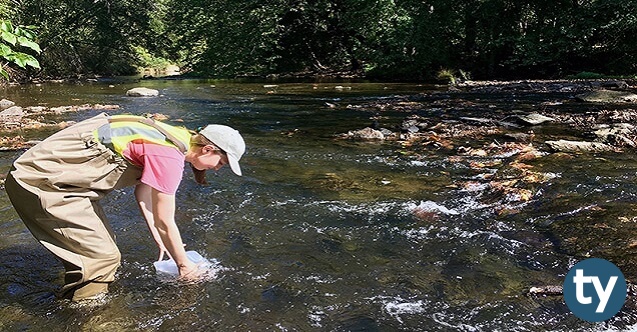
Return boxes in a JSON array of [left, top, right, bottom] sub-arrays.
[[568, 71, 606, 80], [133, 45, 172, 71], [437, 68, 457, 85], [0, 0, 19, 19], [164, 0, 284, 76], [0, 19, 40, 80], [15, 0, 159, 77], [6, 0, 637, 80]]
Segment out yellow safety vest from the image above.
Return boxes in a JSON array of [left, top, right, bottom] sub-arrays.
[[93, 115, 192, 156]]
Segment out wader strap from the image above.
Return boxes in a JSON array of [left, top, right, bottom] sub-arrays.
[[107, 116, 188, 153]]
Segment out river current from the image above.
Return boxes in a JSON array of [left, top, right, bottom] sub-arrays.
[[0, 79, 636, 331]]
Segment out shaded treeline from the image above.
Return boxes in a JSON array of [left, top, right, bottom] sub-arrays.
[[4, 0, 637, 80]]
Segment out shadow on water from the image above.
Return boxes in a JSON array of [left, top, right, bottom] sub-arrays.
[[0, 80, 636, 330]]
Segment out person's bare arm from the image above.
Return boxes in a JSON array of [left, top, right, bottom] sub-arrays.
[[135, 183, 169, 261], [150, 186, 199, 277]]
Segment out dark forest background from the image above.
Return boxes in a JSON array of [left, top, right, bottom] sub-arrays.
[[3, 0, 637, 81]]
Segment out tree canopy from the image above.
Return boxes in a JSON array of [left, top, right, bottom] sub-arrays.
[[3, 0, 637, 81]]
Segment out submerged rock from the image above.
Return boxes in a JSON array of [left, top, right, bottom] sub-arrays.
[[400, 116, 428, 133], [126, 87, 159, 97], [504, 132, 535, 142], [343, 127, 385, 140], [545, 139, 617, 153], [589, 124, 636, 147]]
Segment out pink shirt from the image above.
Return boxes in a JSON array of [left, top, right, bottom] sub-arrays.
[[123, 140, 185, 194]]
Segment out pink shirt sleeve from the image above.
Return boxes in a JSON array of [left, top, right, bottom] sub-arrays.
[[123, 141, 185, 194]]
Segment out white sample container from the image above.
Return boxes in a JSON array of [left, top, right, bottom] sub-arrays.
[[153, 250, 209, 276]]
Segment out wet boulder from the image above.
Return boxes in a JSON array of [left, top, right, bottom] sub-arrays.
[[0, 99, 15, 109], [514, 113, 555, 126], [0, 106, 24, 122], [26, 106, 47, 113], [574, 89, 637, 103], [591, 123, 633, 135], [400, 117, 428, 133], [126, 87, 159, 97], [596, 109, 637, 123], [344, 127, 385, 140], [589, 124, 637, 148], [545, 139, 617, 153], [379, 128, 393, 136]]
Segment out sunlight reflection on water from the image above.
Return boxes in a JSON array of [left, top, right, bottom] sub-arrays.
[[0, 80, 635, 331]]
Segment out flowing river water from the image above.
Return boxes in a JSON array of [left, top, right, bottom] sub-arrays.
[[0, 79, 636, 331]]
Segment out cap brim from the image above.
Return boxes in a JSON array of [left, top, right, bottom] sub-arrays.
[[228, 155, 242, 176]]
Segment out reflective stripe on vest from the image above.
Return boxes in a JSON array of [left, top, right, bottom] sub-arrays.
[[93, 115, 192, 156]]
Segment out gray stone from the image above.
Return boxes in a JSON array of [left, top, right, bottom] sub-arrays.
[[590, 124, 637, 148], [575, 90, 637, 103], [1, 106, 23, 115], [379, 128, 394, 136], [515, 113, 555, 126], [126, 87, 159, 97], [545, 139, 616, 153], [529, 285, 562, 295], [0, 99, 15, 109], [346, 127, 385, 140], [592, 124, 632, 138], [26, 106, 47, 113], [405, 126, 419, 133], [0, 106, 24, 122]]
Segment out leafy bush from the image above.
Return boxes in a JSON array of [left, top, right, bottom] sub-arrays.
[[437, 68, 457, 85], [0, 20, 40, 79], [133, 45, 172, 72], [567, 71, 606, 79]]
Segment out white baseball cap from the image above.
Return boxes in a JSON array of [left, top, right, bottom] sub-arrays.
[[199, 124, 245, 176]]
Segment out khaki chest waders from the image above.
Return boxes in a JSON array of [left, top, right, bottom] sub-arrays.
[[5, 113, 185, 301]]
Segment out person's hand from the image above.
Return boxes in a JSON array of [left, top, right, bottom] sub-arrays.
[[178, 260, 205, 281]]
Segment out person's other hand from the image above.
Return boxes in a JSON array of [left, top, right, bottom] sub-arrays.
[[158, 248, 168, 261]]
